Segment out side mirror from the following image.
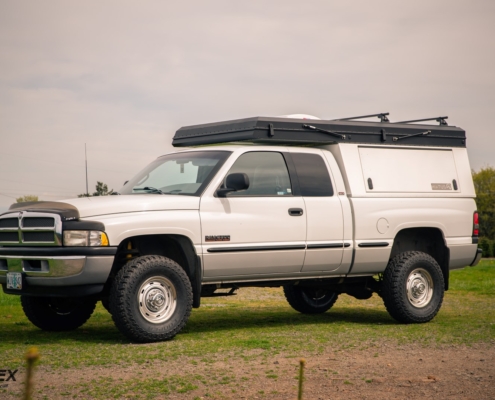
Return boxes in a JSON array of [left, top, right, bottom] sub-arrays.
[[216, 173, 249, 197]]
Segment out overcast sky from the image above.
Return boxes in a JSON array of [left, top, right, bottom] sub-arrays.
[[1, 0, 494, 210]]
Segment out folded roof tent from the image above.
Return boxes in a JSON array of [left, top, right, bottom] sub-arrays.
[[172, 113, 466, 148]]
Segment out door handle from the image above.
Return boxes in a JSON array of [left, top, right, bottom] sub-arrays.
[[288, 208, 304, 216]]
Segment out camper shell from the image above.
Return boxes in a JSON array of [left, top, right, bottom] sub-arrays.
[[173, 114, 475, 199]]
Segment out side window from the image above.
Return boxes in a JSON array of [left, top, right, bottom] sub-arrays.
[[227, 152, 292, 196], [291, 153, 334, 196]]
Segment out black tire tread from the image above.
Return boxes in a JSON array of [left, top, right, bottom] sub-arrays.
[[21, 296, 96, 331], [382, 251, 444, 324], [109, 255, 192, 343], [283, 286, 338, 314]]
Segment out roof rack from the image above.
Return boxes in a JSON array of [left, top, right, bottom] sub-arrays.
[[332, 112, 390, 123], [393, 116, 448, 126], [172, 115, 465, 148]]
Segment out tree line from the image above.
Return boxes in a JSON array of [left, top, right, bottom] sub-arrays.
[[473, 166, 495, 257], [15, 182, 113, 203]]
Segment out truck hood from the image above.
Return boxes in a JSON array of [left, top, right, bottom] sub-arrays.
[[61, 195, 201, 218]]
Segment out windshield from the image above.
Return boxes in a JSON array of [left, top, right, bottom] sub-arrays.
[[119, 151, 231, 196]]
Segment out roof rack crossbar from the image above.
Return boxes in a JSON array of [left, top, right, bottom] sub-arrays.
[[394, 116, 448, 126], [333, 113, 390, 123]]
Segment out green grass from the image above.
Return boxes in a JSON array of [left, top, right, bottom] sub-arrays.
[[0, 260, 493, 398], [76, 375, 199, 398], [450, 259, 495, 294]]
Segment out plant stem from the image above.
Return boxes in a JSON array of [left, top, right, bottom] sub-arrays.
[[298, 358, 305, 400]]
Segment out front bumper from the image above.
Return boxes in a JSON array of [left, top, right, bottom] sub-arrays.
[[0, 246, 117, 296]]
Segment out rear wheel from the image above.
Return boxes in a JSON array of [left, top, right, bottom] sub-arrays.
[[110, 255, 193, 343], [21, 296, 96, 331], [382, 251, 444, 323], [283, 285, 338, 314]]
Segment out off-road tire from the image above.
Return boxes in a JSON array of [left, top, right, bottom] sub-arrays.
[[283, 286, 338, 314], [21, 296, 96, 331], [109, 255, 193, 343], [382, 251, 444, 323]]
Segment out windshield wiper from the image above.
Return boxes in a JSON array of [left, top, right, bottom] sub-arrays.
[[162, 189, 183, 194], [133, 187, 165, 194]]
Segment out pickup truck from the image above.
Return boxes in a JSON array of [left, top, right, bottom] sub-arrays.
[[0, 114, 482, 342]]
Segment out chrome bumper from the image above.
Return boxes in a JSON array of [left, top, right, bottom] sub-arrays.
[[0, 255, 114, 286]]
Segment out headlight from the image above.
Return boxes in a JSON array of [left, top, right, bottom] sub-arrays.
[[63, 230, 109, 246]]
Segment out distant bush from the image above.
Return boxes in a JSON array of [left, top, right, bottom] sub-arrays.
[[479, 237, 493, 258], [16, 195, 39, 203]]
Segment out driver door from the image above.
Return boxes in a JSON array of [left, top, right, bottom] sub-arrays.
[[200, 151, 307, 279]]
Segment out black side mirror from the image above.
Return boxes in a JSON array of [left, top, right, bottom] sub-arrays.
[[216, 173, 249, 197]]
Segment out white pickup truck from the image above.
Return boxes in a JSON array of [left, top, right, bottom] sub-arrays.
[[0, 114, 482, 342]]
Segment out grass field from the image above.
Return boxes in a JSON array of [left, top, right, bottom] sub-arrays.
[[0, 260, 494, 399]]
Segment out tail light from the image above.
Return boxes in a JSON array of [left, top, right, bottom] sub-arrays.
[[473, 212, 479, 237]]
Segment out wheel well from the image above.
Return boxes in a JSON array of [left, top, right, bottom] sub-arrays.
[[390, 228, 450, 290], [105, 235, 201, 307]]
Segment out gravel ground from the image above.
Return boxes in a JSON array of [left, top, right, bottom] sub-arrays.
[[2, 342, 494, 399]]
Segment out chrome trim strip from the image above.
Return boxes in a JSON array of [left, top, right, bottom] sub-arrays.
[[207, 244, 306, 253], [307, 242, 351, 249], [357, 242, 389, 248]]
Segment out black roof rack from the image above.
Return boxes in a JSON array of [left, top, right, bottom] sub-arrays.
[[172, 115, 466, 148], [332, 112, 390, 123], [393, 116, 448, 126]]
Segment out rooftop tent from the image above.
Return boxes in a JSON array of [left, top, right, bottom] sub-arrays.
[[172, 115, 466, 148]]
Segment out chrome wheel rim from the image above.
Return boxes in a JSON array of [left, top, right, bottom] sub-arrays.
[[406, 268, 433, 308], [138, 276, 177, 324]]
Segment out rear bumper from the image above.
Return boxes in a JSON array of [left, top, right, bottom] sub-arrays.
[[470, 248, 483, 267]]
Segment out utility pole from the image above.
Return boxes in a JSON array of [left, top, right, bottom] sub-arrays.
[[85, 143, 89, 196]]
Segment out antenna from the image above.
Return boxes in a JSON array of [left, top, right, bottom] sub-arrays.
[[332, 113, 390, 123], [85, 143, 89, 196]]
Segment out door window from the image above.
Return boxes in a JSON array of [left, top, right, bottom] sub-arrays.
[[227, 152, 292, 196], [291, 153, 334, 196]]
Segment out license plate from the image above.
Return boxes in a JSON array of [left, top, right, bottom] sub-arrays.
[[6, 272, 22, 290]]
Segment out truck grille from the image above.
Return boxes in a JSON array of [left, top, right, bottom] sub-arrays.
[[0, 219, 18, 228], [0, 212, 62, 246]]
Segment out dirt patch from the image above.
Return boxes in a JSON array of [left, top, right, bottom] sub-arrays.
[[3, 342, 494, 399]]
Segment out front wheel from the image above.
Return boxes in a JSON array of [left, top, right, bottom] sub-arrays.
[[109, 255, 193, 343], [21, 296, 96, 331], [382, 251, 444, 323], [283, 285, 338, 314]]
